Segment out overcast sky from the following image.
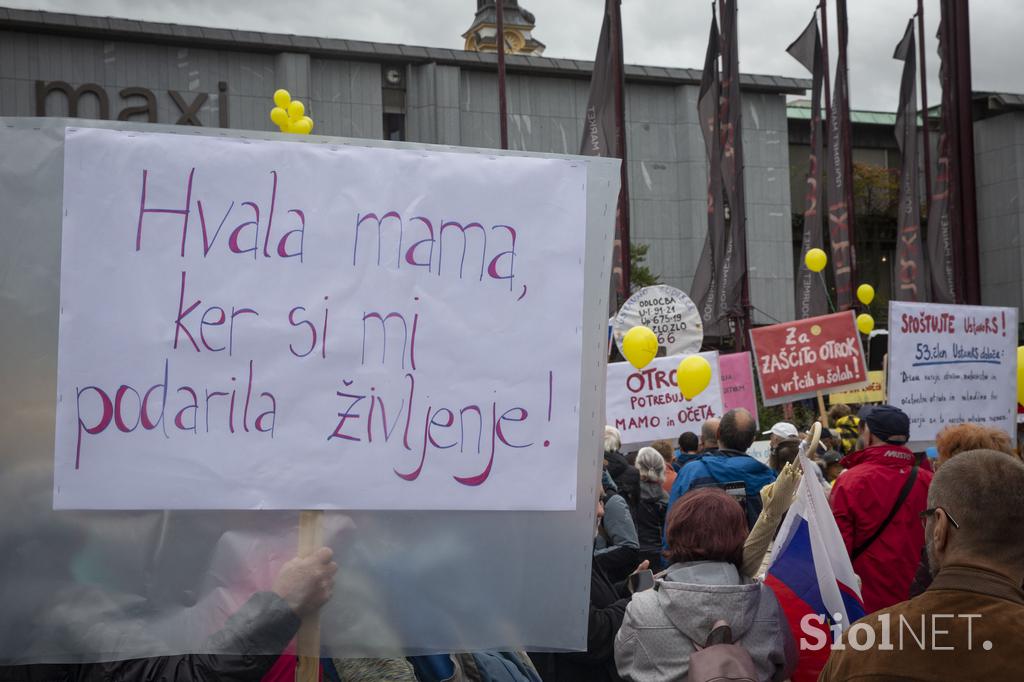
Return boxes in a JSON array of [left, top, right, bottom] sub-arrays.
[[7, 0, 1024, 111]]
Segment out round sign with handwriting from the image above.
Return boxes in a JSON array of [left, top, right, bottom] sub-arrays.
[[612, 285, 703, 358]]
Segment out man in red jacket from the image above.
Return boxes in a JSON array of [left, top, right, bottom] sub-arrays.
[[829, 405, 933, 614]]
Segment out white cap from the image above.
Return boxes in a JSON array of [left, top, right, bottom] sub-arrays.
[[763, 422, 798, 439]]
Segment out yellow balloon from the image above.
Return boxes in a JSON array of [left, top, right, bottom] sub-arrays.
[[677, 355, 712, 400], [291, 118, 312, 135], [288, 100, 305, 120], [621, 326, 659, 370], [805, 248, 828, 273], [301, 115, 314, 133], [278, 119, 292, 134], [269, 107, 288, 127], [273, 89, 291, 109], [857, 284, 875, 305], [1017, 347, 1024, 406], [856, 313, 874, 335]]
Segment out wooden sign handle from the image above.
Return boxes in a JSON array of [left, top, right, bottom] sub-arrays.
[[816, 390, 829, 428], [295, 510, 323, 682]]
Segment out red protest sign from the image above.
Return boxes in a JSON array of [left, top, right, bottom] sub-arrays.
[[749, 311, 868, 406]]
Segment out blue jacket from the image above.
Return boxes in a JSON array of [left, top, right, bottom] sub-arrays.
[[666, 449, 776, 531], [672, 451, 701, 472]]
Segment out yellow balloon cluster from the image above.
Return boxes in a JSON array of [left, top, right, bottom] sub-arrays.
[[856, 313, 874, 335], [856, 284, 875, 305], [805, 248, 827, 273], [1017, 347, 1024, 406], [622, 326, 659, 370], [677, 355, 712, 400], [270, 89, 314, 135]]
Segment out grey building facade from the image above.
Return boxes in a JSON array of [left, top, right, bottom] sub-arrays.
[[973, 95, 1024, 312], [0, 7, 807, 324]]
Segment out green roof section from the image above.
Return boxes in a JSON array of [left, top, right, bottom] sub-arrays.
[[786, 98, 955, 126], [787, 101, 896, 125]]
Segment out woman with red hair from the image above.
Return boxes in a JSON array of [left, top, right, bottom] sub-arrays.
[[614, 488, 796, 681]]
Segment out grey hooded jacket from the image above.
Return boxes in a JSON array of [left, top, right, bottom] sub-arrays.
[[613, 561, 796, 682]]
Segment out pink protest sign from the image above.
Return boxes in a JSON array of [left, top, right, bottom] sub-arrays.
[[718, 352, 758, 428]]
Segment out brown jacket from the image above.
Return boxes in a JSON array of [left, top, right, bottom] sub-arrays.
[[819, 563, 1024, 681]]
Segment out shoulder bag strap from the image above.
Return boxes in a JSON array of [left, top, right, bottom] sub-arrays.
[[851, 460, 919, 561]]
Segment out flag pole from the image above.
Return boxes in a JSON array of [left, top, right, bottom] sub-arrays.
[[819, 0, 832, 137], [610, 0, 630, 296], [496, 0, 509, 150], [734, 0, 752, 352], [916, 1, 932, 207], [836, 0, 857, 290]]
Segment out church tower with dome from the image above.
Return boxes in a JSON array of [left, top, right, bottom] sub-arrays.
[[462, 0, 545, 55]]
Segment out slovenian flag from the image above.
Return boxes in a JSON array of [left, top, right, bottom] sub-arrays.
[[765, 454, 865, 682]]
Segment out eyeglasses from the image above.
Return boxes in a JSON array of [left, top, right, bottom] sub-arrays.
[[919, 507, 960, 529]]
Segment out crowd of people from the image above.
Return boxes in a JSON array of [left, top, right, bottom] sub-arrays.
[[558, 404, 1024, 682], [3, 405, 1022, 681]]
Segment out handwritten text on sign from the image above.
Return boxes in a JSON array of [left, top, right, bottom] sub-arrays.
[[887, 301, 1017, 444], [749, 311, 868, 406], [54, 128, 588, 510], [605, 353, 723, 445]]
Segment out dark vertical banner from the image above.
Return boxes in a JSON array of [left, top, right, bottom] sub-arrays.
[[926, 0, 959, 304], [692, 11, 730, 336], [718, 0, 749, 339], [787, 14, 828, 319], [580, 0, 630, 311], [893, 19, 927, 301], [825, 0, 855, 310], [951, 0, 979, 304]]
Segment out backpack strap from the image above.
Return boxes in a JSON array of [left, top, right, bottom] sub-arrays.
[[851, 459, 919, 561], [687, 620, 733, 652]]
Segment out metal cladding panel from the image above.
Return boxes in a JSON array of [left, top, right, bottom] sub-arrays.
[[627, 83, 677, 124], [677, 159, 707, 205], [631, 199, 681, 241], [740, 94, 794, 324], [461, 69, 499, 114], [310, 58, 383, 139], [975, 112, 1024, 310], [628, 122, 677, 164]]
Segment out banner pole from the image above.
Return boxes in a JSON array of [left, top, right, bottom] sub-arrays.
[[295, 510, 324, 682], [882, 352, 889, 403], [496, 0, 509, 150], [817, 390, 829, 427]]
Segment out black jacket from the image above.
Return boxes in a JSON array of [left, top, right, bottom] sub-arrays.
[[603, 451, 640, 512], [0, 592, 300, 682], [634, 483, 668, 555]]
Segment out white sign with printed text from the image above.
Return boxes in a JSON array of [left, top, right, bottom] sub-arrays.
[[54, 128, 592, 510]]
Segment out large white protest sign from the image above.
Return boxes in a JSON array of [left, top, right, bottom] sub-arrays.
[[888, 301, 1018, 445], [54, 127, 592, 510], [606, 352, 723, 445]]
